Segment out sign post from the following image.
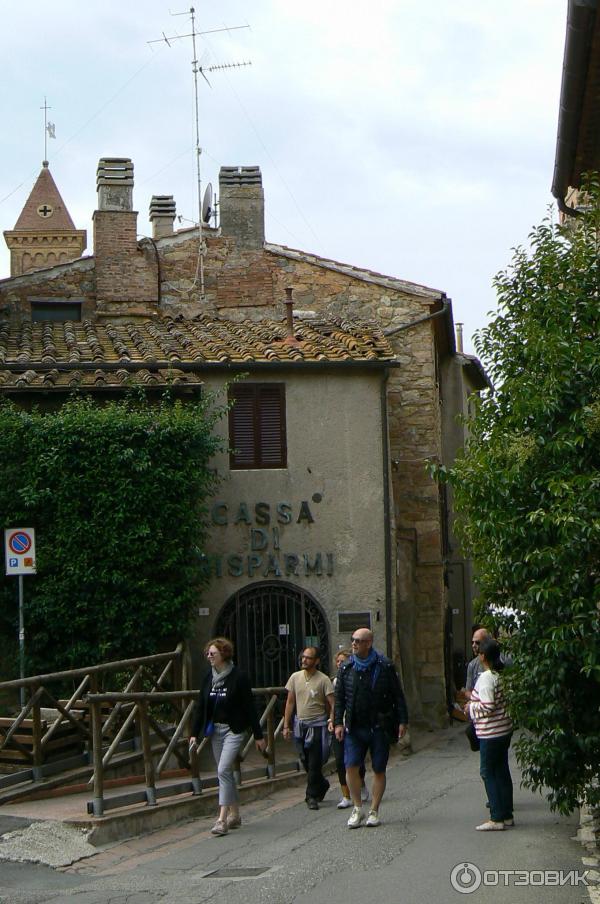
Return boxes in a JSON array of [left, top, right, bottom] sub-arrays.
[[4, 528, 37, 708]]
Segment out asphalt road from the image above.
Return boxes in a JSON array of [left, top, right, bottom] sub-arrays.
[[0, 723, 593, 904]]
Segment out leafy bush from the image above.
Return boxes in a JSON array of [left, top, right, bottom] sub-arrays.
[[0, 391, 224, 676], [434, 180, 600, 813]]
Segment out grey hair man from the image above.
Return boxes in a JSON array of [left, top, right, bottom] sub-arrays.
[[464, 627, 491, 699], [333, 628, 408, 829]]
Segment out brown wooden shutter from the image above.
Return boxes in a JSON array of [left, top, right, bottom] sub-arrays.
[[229, 383, 286, 469], [258, 384, 286, 467], [229, 385, 258, 468]]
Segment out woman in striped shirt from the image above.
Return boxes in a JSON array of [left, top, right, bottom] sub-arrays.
[[467, 637, 513, 831]]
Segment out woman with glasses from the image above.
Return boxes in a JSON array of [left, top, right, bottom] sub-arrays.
[[190, 637, 266, 836]]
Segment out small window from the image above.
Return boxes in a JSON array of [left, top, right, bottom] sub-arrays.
[[31, 301, 82, 322], [337, 612, 372, 634], [229, 383, 287, 469]]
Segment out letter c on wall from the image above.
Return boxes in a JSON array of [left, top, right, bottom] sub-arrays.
[[212, 503, 228, 525]]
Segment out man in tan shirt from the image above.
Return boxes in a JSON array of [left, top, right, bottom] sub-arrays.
[[283, 647, 334, 810]]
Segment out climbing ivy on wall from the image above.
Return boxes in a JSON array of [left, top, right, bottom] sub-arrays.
[[0, 392, 224, 676]]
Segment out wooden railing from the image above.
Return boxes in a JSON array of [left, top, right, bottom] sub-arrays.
[[0, 645, 186, 785], [85, 687, 291, 816], [0, 652, 297, 817]]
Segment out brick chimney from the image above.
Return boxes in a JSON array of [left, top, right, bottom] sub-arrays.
[[93, 158, 157, 313], [218, 166, 264, 249], [149, 195, 176, 239]]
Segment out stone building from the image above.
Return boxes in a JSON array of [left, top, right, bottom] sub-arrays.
[[0, 157, 487, 724]]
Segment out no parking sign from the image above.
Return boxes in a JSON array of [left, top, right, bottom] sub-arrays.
[[4, 528, 37, 575]]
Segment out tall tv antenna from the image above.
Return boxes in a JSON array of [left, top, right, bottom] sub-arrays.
[[148, 7, 251, 297]]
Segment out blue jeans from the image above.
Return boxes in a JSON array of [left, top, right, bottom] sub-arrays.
[[479, 733, 513, 822]]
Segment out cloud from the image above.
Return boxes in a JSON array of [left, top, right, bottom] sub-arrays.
[[0, 0, 567, 353]]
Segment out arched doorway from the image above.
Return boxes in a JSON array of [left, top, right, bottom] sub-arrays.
[[215, 581, 329, 687]]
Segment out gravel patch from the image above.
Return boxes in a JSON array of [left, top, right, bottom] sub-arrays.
[[0, 820, 96, 867]]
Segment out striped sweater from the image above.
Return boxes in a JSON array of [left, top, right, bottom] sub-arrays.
[[468, 669, 512, 738]]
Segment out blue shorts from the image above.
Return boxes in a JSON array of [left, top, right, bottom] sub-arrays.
[[343, 726, 390, 774]]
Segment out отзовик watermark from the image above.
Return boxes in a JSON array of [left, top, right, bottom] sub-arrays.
[[450, 862, 588, 894]]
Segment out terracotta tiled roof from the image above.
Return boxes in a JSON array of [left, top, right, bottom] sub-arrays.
[[12, 164, 77, 232], [0, 313, 394, 392], [0, 367, 201, 392]]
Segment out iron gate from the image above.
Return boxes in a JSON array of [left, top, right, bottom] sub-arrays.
[[215, 581, 330, 686]]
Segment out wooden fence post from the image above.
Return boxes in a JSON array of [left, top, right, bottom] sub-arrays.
[[137, 700, 157, 806], [87, 674, 97, 766], [31, 684, 43, 782], [190, 742, 202, 795], [266, 703, 276, 779], [91, 697, 104, 817]]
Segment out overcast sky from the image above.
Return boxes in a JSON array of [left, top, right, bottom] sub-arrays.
[[0, 1, 567, 353]]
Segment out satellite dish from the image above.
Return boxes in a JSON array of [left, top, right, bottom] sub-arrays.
[[202, 183, 213, 224]]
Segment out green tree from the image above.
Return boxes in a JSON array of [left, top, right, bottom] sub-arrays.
[[0, 392, 224, 675], [437, 182, 600, 813]]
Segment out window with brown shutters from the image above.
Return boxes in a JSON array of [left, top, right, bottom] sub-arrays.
[[228, 383, 287, 469]]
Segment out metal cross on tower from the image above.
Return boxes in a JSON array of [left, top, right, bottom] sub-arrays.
[[148, 7, 251, 297], [40, 97, 56, 165]]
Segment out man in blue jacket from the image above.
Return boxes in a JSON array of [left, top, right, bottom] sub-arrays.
[[334, 627, 408, 828]]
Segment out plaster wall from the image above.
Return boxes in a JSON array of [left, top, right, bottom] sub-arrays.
[[196, 369, 390, 670]]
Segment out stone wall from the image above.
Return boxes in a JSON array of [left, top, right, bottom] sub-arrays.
[[0, 259, 96, 322]]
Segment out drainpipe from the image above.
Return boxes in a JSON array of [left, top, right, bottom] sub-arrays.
[[455, 322, 464, 354], [381, 368, 393, 659], [384, 299, 449, 337]]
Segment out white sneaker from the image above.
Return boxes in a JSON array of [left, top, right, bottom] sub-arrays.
[[475, 820, 504, 831], [347, 806, 364, 829], [337, 796, 353, 809], [365, 809, 381, 827], [360, 784, 369, 802]]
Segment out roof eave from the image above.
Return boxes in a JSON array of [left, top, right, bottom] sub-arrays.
[[0, 358, 399, 375], [552, 0, 599, 211]]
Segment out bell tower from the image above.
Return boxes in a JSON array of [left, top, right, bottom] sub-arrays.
[[3, 162, 87, 277]]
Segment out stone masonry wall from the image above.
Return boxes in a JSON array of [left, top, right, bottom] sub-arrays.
[[0, 260, 96, 323]]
